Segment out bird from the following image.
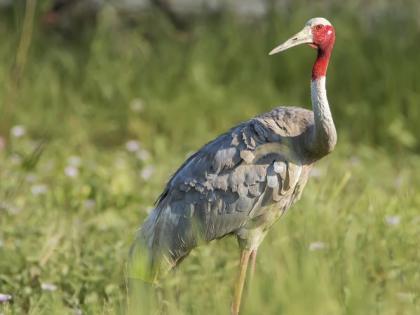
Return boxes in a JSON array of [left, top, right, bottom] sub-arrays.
[[130, 17, 337, 315]]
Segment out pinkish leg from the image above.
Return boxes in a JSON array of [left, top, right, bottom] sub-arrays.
[[231, 249, 252, 315], [249, 249, 258, 285]]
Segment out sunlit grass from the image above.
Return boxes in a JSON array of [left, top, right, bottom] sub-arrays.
[[0, 1, 420, 314]]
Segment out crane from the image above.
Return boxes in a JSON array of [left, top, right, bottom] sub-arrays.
[[130, 17, 337, 315]]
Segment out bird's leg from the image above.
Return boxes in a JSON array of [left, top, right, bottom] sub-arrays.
[[248, 249, 258, 286], [231, 249, 252, 315]]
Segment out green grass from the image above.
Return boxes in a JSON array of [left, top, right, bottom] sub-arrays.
[[1, 1, 420, 314]]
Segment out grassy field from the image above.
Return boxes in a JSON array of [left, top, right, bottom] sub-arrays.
[[1, 1, 420, 314]]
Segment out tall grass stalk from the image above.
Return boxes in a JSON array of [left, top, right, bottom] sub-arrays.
[[0, 0, 37, 149]]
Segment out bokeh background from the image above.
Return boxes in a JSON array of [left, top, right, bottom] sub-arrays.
[[0, 0, 420, 314]]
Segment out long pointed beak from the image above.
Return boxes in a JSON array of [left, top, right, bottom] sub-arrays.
[[269, 26, 313, 55]]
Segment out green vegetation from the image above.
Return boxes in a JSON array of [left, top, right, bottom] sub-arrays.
[[1, 1, 420, 314]]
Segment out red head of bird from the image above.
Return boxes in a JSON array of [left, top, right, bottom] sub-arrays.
[[269, 17, 335, 80]]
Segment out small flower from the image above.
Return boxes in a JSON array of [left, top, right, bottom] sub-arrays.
[[129, 98, 144, 113], [136, 149, 150, 161], [309, 167, 322, 178], [125, 140, 141, 153], [309, 241, 327, 251], [349, 156, 360, 166], [84, 199, 96, 210], [11, 125, 26, 138], [64, 165, 79, 178], [8, 206, 22, 215], [73, 308, 83, 315], [41, 282, 57, 292], [0, 202, 22, 215], [26, 174, 38, 183], [140, 165, 155, 180], [0, 293, 12, 303], [385, 215, 400, 226], [68, 156, 82, 167], [396, 292, 414, 302], [31, 184, 48, 196], [394, 175, 404, 188]]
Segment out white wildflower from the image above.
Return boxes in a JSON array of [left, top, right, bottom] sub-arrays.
[[309, 241, 327, 251], [396, 292, 414, 302], [1, 203, 22, 215], [349, 156, 360, 166], [136, 149, 150, 161], [11, 125, 26, 138], [84, 199, 96, 210], [64, 165, 79, 178], [140, 165, 155, 180], [26, 174, 38, 183], [0, 293, 12, 303], [309, 167, 323, 178], [385, 215, 400, 226], [129, 98, 144, 113], [125, 140, 141, 153], [31, 184, 48, 196], [394, 175, 404, 188], [68, 156, 82, 167], [41, 282, 57, 292]]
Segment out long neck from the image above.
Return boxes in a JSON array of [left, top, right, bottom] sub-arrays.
[[307, 49, 337, 157]]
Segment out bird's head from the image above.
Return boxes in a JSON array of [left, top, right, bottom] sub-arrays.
[[269, 17, 335, 55]]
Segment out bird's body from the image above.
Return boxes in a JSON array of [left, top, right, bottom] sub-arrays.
[[130, 17, 337, 315], [136, 106, 316, 275]]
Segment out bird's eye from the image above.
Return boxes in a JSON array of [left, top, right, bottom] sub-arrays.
[[315, 24, 324, 30]]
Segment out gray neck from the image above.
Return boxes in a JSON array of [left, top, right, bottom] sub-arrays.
[[306, 76, 337, 157]]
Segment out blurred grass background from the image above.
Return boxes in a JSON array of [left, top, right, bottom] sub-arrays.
[[0, 0, 420, 314]]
